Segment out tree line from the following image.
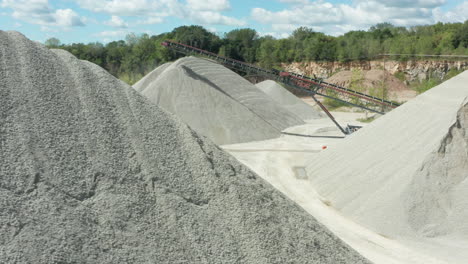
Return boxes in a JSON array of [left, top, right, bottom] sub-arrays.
[[46, 21, 468, 84]]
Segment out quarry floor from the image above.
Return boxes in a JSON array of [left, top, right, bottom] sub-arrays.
[[222, 111, 467, 264]]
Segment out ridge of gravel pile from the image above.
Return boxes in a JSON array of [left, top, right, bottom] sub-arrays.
[[255, 80, 323, 121], [0, 31, 370, 264], [306, 71, 468, 239], [134, 56, 305, 145], [134, 62, 172, 92]]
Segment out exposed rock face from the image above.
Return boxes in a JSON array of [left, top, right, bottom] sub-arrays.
[[285, 60, 468, 82], [325, 69, 417, 101], [0, 31, 370, 264]]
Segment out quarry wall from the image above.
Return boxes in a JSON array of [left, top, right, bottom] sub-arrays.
[[284, 60, 468, 82]]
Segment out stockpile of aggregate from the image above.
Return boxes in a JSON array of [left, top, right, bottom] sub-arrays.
[[134, 62, 172, 92], [134, 56, 304, 145], [0, 31, 370, 264], [306, 71, 468, 240], [256, 80, 323, 121]]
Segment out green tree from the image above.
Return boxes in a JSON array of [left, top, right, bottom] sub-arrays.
[[49, 21, 468, 85], [170, 25, 221, 52], [453, 20, 468, 48], [45, 37, 61, 47], [257, 36, 278, 68], [225, 28, 259, 62]]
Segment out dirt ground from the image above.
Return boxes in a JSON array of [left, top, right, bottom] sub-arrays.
[[325, 69, 417, 102]]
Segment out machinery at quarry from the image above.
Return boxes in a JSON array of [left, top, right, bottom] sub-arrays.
[[162, 40, 400, 134]]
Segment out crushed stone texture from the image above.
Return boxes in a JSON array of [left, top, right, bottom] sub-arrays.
[[0, 31, 370, 264], [306, 70, 468, 240], [256, 80, 324, 121], [134, 62, 172, 92], [134, 56, 305, 145]]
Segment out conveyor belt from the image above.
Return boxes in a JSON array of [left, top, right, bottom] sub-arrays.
[[162, 40, 398, 134]]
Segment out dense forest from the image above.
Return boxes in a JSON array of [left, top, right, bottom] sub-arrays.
[[46, 21, 468, 84]]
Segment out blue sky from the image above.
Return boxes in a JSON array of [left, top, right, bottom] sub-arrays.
[[1, 0, 467, 44]]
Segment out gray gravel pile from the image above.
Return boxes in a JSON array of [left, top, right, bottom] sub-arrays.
[[256, 80, 323, 121], [0, 31, 369, 264], [306, 71, 468, 239], [134, 56, 305, 145]]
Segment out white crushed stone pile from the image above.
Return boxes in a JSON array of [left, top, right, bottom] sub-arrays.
[[134, 62, 172, 92], [0, 31, 370, 264], [306, 71, 468, 240], [134, 56, 305, 145], [255, 80, 323, 121]]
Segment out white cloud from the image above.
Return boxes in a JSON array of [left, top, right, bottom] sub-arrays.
[[258, 31, 290, 39], [77, 0, 231, 15], [433, 1, 468, 23], [93, 30, 128, 37], [136, 16, 164, 24], [252, 2, 343, 26], [278, 0, 308, 4], [356, 0, 446, 8], [76, 0, 162, 16], [252, 0, 463, 37], [104, 15, 128, 27], [40, 25, 58, 32], [75, 0, 244, 26], [191, 11, 246, 26], [206, 27, 217, 33], [186, 0, 230, 11], [54, 9, 85, 27], [271, 24, 298, 32], [1, 0, 84, 27]]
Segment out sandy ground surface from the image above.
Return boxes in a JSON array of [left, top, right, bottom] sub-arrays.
[[222, 112, 457, 264]]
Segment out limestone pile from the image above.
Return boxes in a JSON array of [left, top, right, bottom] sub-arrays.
[[306, 71, 468, 240], [134, 62, 172, 92], [134, 57, 304, 145], [0, 31, 369, 264], [256, 80, 323, 121]]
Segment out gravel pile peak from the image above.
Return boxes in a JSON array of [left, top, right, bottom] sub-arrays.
[[255, 80, 324, 121], [134, 62, 172, 92], [134, 56, 305, 145], [0, 31, 369, 264]]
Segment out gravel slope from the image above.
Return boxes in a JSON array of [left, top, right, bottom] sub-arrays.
[[134, 62, 172, 92], [256, 80, 323, 121], [0, 31, 369, 264], [306, 71, 468, 240], [134, 57, 305, 145]]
